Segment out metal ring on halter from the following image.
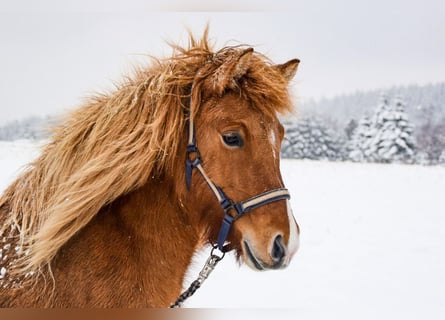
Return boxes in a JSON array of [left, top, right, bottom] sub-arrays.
[[210, 244, 226, 261], [186, 143, 200, 161]]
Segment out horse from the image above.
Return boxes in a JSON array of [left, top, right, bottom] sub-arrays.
[[0, 30, 300, 307]]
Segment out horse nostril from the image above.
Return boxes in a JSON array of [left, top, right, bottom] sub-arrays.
[[271, 235, 286, 263]]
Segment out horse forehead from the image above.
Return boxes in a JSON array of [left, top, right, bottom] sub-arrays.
[[205, 94, 277, 126], [210, 93, 251, 114]]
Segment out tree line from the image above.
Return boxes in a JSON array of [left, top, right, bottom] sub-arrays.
[[1, 89, 444, 165], [282, 93, 445, 165]]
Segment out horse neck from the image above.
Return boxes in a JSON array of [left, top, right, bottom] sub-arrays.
[[106, 177, 201, 303]]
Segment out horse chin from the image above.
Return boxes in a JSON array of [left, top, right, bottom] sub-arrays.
[[241, 239, 291, 271], [242, 240, 267, 271]]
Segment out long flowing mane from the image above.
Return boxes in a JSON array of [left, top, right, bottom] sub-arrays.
[[0, 30, 293, 278]]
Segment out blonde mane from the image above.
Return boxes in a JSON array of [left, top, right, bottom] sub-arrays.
[[0, 30, 293, 276]]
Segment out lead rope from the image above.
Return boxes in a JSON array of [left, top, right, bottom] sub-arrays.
[[170, 246, 225, 308]]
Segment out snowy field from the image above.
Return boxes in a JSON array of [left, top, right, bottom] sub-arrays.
[[1, 141, 445, 318]]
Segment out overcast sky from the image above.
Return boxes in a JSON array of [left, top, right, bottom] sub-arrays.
[[0, 0, 444, 124]]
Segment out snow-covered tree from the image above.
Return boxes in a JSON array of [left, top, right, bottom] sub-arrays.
[[416, 112, 445, 164], [415, 151, 431, 166], [348, 116, 371, 162], [301, 82, 445, 132], [345, 119, 358, 139], [373, 96, 415, 163], [438, 151, 445, 166], [282, 117, 345, 161], [348, 94, 416, 163]]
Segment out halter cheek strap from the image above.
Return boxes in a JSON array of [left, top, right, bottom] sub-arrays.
[[185, 120, 290, 252]]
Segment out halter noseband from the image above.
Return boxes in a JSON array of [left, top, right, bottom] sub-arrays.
[[185, 101, 291, 252]]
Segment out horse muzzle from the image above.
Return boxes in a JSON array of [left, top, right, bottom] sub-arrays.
[[241, 200, 300, 271]]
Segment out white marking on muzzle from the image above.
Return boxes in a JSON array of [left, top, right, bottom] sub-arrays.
[[286, 200, 299, 262]]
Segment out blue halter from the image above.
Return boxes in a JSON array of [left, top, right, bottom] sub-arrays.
[[185, 116, 290, 252]]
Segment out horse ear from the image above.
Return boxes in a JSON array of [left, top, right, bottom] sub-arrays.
[[208, 48, 254, 94], [274, 59, 300, 82], [232, 48, 254, 81]]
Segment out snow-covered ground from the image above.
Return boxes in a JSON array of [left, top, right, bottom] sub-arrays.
[[187, 159, 445, 316], [1, 141, 444, 318]]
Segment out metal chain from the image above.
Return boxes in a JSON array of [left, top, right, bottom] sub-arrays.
[[170, 246, 225, 308]]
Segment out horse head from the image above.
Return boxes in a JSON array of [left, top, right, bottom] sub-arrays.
[[179, 47, 300, 271]]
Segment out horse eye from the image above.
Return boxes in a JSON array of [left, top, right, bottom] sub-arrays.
[[222, 132, 244, 148]]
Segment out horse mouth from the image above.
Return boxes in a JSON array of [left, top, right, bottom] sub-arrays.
[[243, 241, 265, 271]]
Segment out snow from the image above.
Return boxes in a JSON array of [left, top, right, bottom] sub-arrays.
[[1, 141, 445, 317], [187, 161, 445, 317]]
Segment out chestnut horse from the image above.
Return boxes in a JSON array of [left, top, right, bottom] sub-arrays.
[[0, 31, 300, 307]]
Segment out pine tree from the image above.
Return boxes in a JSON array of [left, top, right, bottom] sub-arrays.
[[282, 117, 345, 160], [371, 95, 416, 163], [365, 94, 391, 161], [345, 119, 358, 139], [417, 116, 445, 164], [438, 151, 445, 166], [348, 116, 371, 162], [415, 151, 431, 166], [349, 94, 416, 163]]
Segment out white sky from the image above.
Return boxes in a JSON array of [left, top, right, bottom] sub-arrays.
[[0, 0, 444, 124]]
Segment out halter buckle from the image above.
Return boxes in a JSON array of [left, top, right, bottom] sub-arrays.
[[185, 144, 202, 190]]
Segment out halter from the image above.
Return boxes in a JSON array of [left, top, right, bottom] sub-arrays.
[[170, 88, 291, 308], [184, 102, 291, 252]]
